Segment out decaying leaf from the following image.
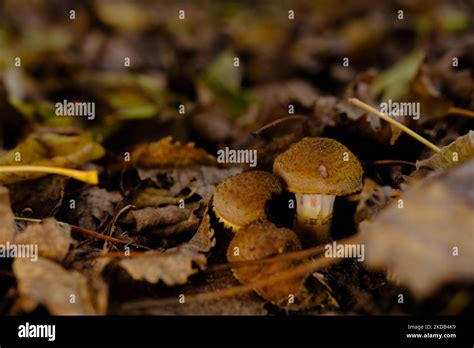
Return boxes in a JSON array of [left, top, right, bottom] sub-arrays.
[[361, 159, 474, 298], [355, 178, 399, 224], [8, 174, 68, 218], [123, 205, 193, 232], [133, 187, 195, 208], [0, 186, 16, 244], [118, 245, 206, 285], [76, 186, 122, 230], [13, 257, 102, 315], [0, 132, 105, 184], [15, 218, 72, 262], [137, 166, 243, 199], [187, 205, 216, 253], [417, 130, 474, 171], [132, 136, 216, 168]]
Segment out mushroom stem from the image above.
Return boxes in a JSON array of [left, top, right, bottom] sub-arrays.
[[294, 193, 335, 245]]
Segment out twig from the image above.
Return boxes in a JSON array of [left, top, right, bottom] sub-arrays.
[[448, 107, 474, 118], [348, 98, 441, 153], [205, 235, 359, 273], [14, 217, 149, 250], [0, 165, 98, 184], [252, 115, 309, 136], [371, 159, 416, 167]]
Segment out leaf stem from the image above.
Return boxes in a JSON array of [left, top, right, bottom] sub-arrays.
[[0, 165, 99, 184], [348, 98, 441, 153]]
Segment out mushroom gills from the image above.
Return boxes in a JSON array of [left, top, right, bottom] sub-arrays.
[[294, 193, 335, 244]]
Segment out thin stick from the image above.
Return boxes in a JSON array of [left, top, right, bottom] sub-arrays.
[[252, 115, 309, 136], [0, 165, 98, 184], [14, 217, 149, 250], [348, 98, 441, 153], [371, 159, 416, 167], [121, 252, 342, 310], [448, 107, 474, 118], [206, 235, 360, 273]]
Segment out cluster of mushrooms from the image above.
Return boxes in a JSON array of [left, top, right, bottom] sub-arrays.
[[212, 137, 364, 308]]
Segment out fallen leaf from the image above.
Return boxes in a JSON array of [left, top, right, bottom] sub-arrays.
[[123, 205, 193, 232], [15, 218, 72, 262], [13, 257, 101, 315], [0, 186, 16, 244], [118, 245, 206, 285], [0, 132, 105, 184], [371, 51, 425, 101], [76, 187, 122, 230], [8, 174, 68, 218], [355, 178, 399, 224], [187, 204, 216, 253], [361, 158, 474, 298], [132, 136, 216, 169], [137, 166, 243, 199], [133, 187, 195, 208], [417, 130, 474, 171]]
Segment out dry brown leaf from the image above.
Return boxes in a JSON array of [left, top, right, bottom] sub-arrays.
[[15, 218, 72, 262], [132, 136, 216, 168], [361, 159, 474, 298], [123, 205, 193, 232], [13, 257, 101, 315], [355, 178, 399, 224], [187, 205, 216, 253], [76, 187, 122, 230], [137, 166, 242, 199], [151, 213, 200, 237], [118, 245, 206, 285], [417, 130, 474, 171], [0, 186, 16, 244]]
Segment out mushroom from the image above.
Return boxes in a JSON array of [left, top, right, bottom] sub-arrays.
[[227, 221, 306, 308], [273, 137, 363, 245], [213, 170, 282, 232]]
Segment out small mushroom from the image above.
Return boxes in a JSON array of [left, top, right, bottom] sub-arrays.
[[213, 170, 282, 232], [227, 221, 306, 308], [273, 137, 363, 245]]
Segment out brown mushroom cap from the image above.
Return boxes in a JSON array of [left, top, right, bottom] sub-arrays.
[[213, 170, 282, 228], [273, 137, 363, 195], [227, 222, 305, 306]]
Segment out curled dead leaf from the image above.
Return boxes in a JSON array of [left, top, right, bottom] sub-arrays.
[[417, 130, 474, 171], [132, 136, 216, 168], [0, 186, 16, 244], [361, 158, 474, 298], [13, 257, 103, 315], [15, 218, 72, 262], [0, 132, 105, 185], [118, 245, 206, 285]]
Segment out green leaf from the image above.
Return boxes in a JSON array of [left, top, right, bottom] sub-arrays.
[[203, 51, 242, 94], [371, 51, 425, 101]]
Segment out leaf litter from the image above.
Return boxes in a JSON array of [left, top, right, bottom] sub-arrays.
[[0, 0, 473, 316]]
